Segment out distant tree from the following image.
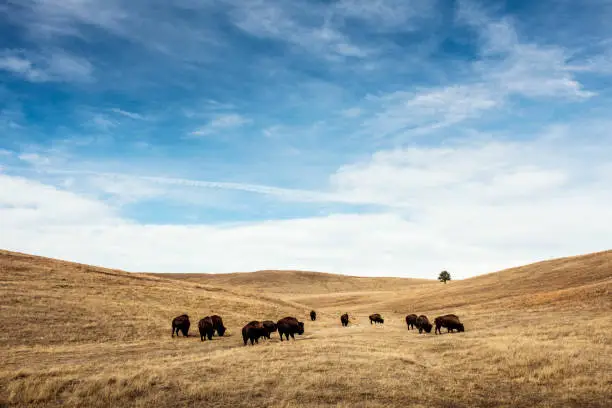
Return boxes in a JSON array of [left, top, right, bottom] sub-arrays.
[[438, 270, 451, 284]]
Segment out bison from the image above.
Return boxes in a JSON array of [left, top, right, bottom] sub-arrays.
[[434, 314, 464, 334], [277, 316, 304, 341], [242, 321, 267, 345], [171, 314, 190, 337], [262, 320, 278, 339], [210, 315, 226, 336], [369, 313, 384, 325], [415, 315, 432, 334], [198, 316, 214, 341], [310, 310, 317, 321], [340, 313, 349, 327], [405, 314, 418, 330]]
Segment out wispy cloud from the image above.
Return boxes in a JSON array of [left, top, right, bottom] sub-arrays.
[[0, 49, 93, 83], [3, 0, 220, 59], [191, 113, 252, 136], [90, 114, 117, 130], [340, 107, 362, 118], [357, 84, 502, 139], [110, 108, 147, 121], [459, 0, 595, 99], [17, 153, 52, 167], [335, 0, 435, 31], [229, 1, 370, 59], [345, 2, 598, 140]]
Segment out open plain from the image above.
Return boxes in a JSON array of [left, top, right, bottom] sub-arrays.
[[1, 249, 610, 407]]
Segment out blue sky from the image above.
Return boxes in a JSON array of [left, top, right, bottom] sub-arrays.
[[1, 0, 611, 277]]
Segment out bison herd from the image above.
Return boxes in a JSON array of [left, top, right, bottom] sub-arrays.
[[171, 310, 465, 346], [405, 313, 465, 334]]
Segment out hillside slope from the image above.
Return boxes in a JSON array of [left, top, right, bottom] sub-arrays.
[[0, 249, 308, 347], [154, 269, 432, 295], [286, 249, 612, 314]]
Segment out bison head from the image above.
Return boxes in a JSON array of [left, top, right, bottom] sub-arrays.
[[297, 321, 305, 335], [457, 323, 465, 332], [424, 323, 432, 333], [217, 326, 226, 336]]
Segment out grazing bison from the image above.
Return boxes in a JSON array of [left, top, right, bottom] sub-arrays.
[[310, 310, 317, 321], [340, 313, 349, 327], [198, 316, 215, 341], [210, 315, 226, 336], [171, 314, 190, 337], [262, 320, 277, 339], [415, 315, 432, 334], [369, 313, 384, 325], [242, 321, 266, 345], [277, 316, 304, 341], [405, 314, 418, 330], [434, 314, 464, 334]]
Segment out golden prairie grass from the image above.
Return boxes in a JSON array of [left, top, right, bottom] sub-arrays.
[[1, 249, 611, 407]]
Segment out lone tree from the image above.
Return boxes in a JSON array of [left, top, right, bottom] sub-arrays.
[[438, 270, 451, 284]]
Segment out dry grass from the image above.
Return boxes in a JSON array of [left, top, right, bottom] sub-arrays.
[[1, 249, 611, 407]]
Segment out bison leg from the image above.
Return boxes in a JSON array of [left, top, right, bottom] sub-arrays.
[[172, 327, 175, 337], [290, 333, 295, 340]]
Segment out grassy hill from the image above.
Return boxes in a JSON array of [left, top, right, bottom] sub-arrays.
[[154, 269, 432, 295], [1, 249, 610, 407]]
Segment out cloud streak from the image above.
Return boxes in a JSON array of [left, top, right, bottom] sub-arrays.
[[0, 49, 93, 83], [190, 113, 252, 136]]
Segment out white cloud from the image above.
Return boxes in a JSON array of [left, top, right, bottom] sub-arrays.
[[341, 107, 362, 118], [2, 122, 611, 278], [347, 4, 598, 139], [0, 49, 93, 83], [459, 1, 595, 99], [191, 113, 251, 136], [335, 0, 434, 31], [110, 108, 146, 120], [40, 170, 339, 204], [0, 174, 120, 228], [91, 114, 117, 130], [17, 153, 52, 167], [229, 1, 369, 59], [361, 84, 503, 138]]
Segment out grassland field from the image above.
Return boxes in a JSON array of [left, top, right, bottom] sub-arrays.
[[0, 249, 610, 407]]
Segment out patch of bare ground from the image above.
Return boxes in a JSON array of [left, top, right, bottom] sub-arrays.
[[1, 249, 610, 407]]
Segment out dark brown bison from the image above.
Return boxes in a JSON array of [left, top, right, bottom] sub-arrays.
[[310, 310, 317, 321], [405, 314, 418, 330], [434, 314, 464, 334], [242, 321, 267, 345], [171, 314, 190, 337], [210, 315, 226, 336], [415, 315, 432, 334], [369, 313, 384, 324], [340, 313, 349, 327], [277, 316, 304, 341], [262, 320, 277, 339], [198, 316, 214, 341]]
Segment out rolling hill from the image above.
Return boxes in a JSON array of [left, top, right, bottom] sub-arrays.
[[155, 269, 433, 295], [1, 248, 610, 407]]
